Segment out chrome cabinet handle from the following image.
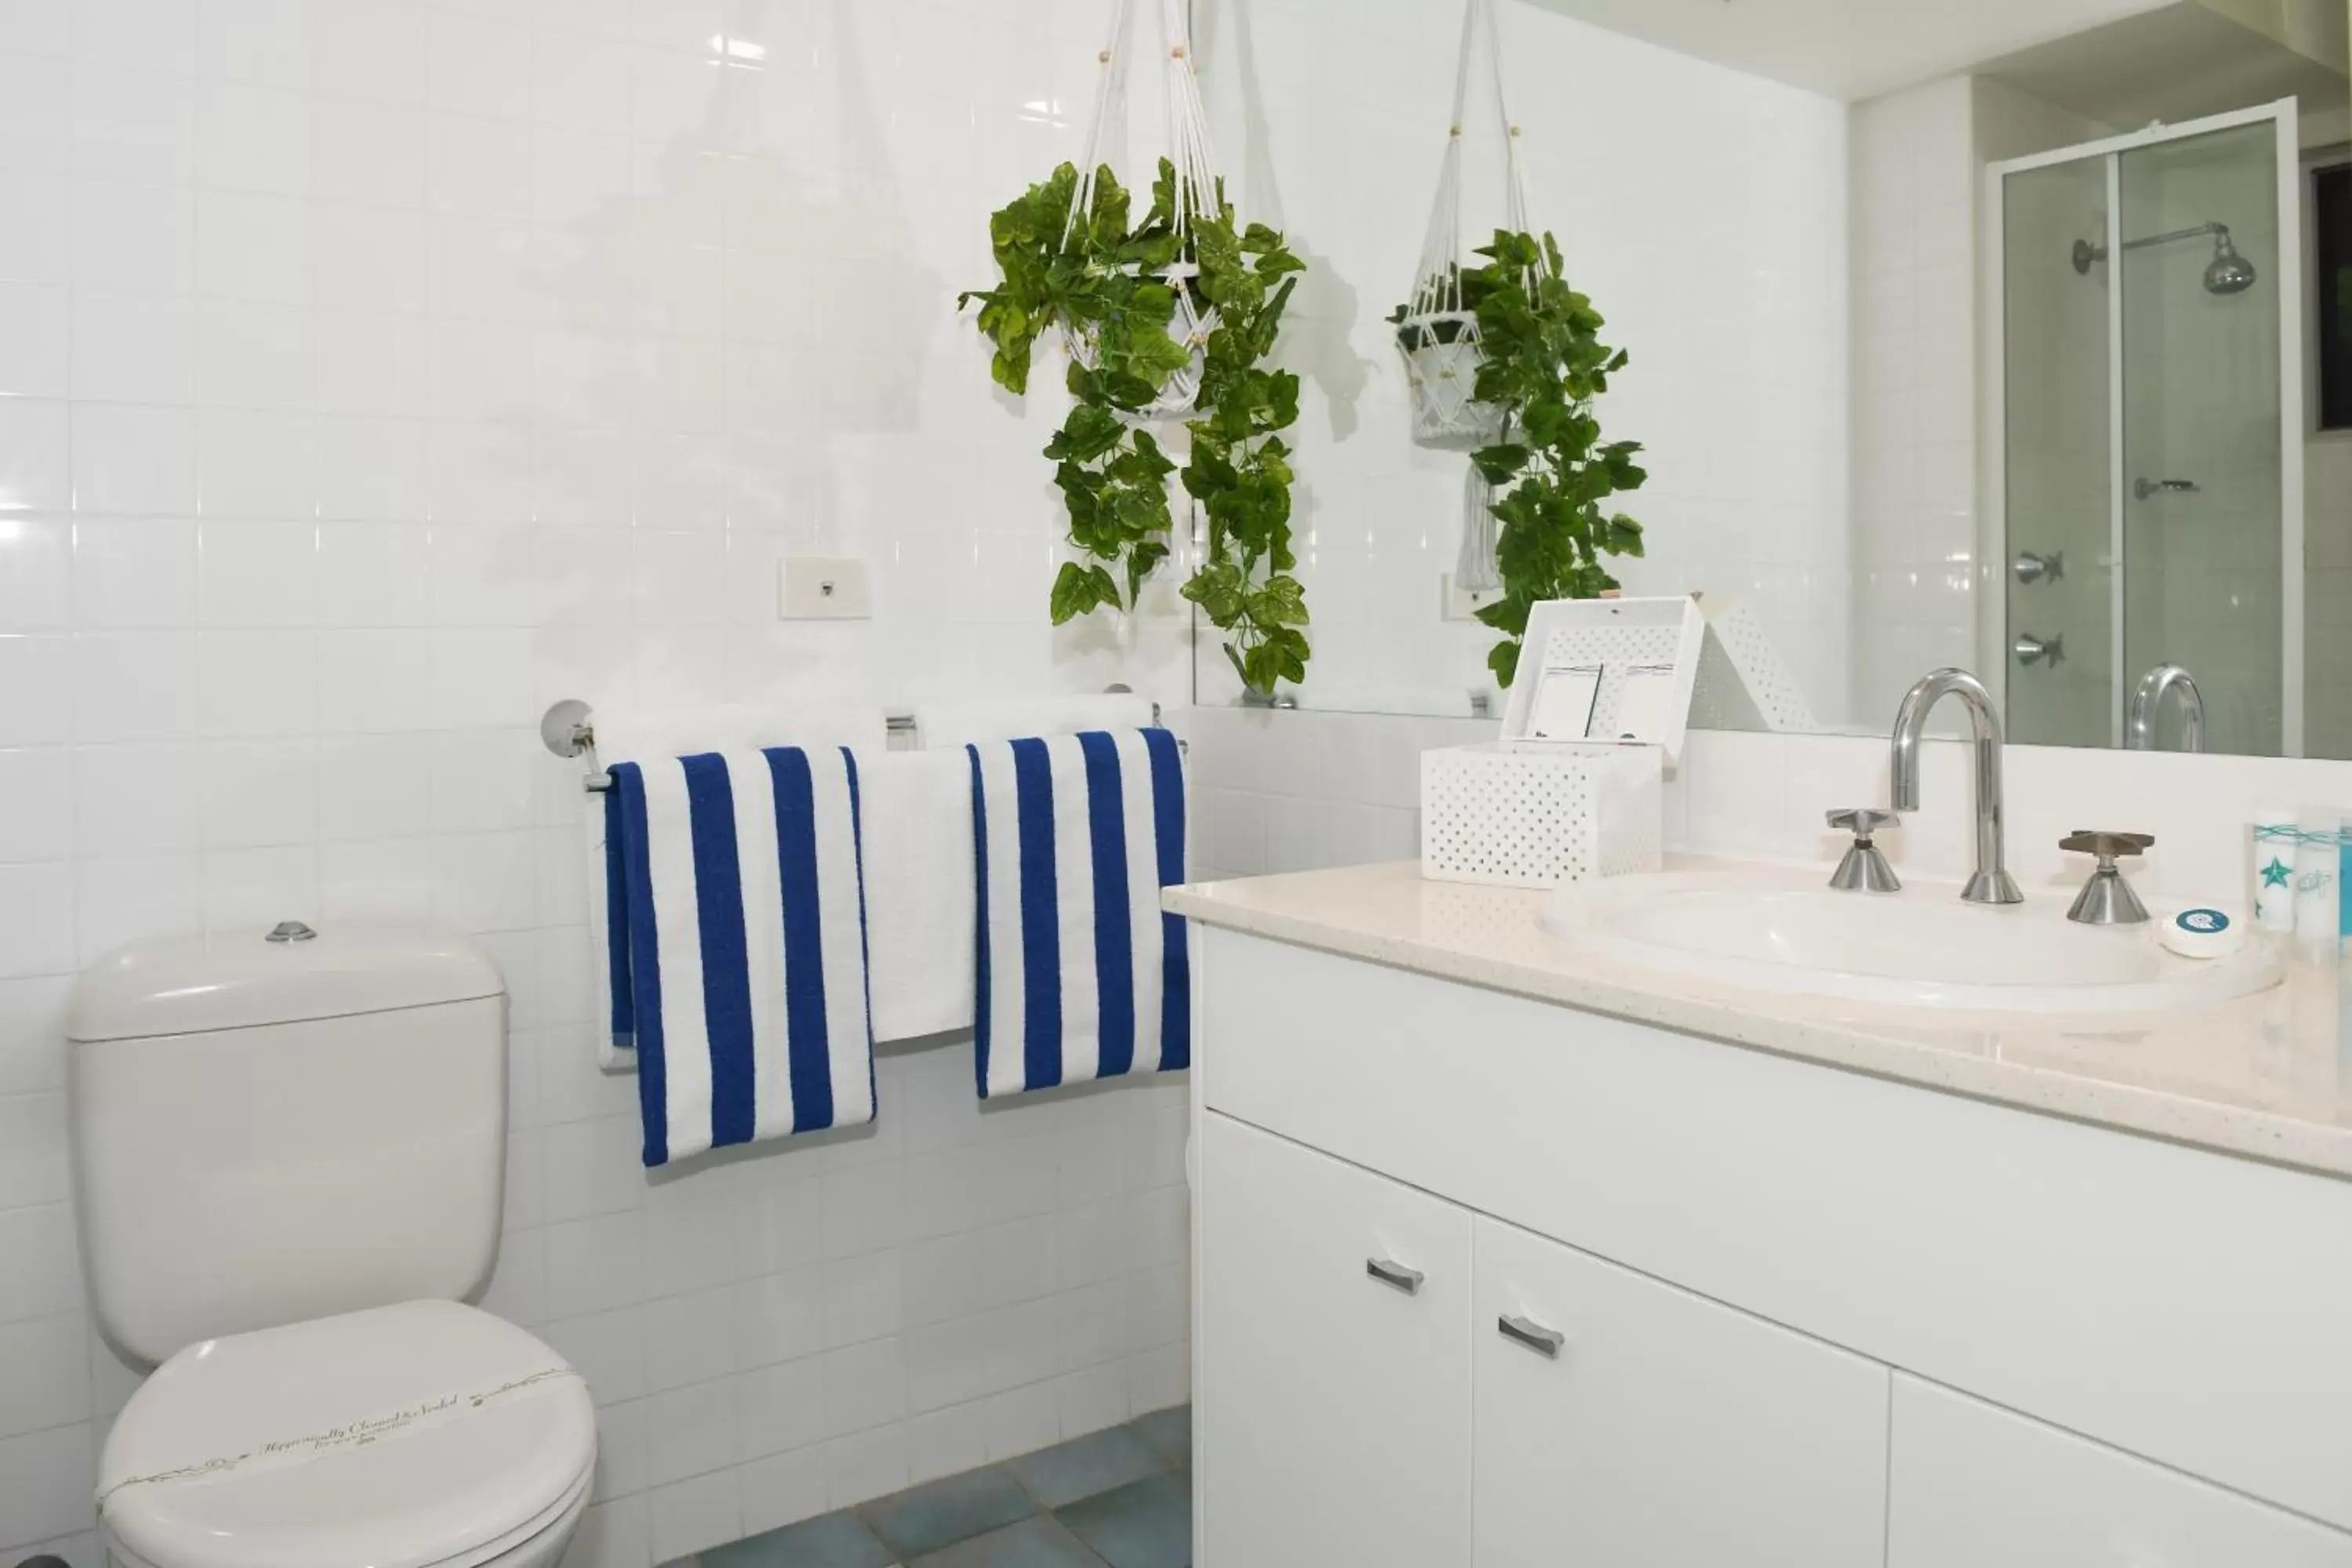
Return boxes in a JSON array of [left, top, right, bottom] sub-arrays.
[[1498, 1314, 1565, 1358], [1366, 1258, 1425, 1295]]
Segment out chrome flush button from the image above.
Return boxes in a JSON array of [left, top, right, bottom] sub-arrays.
[[266, 920, 318, 943]]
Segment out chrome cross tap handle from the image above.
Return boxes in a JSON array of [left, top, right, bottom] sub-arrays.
[[1827, 808, 1901, 894], [2060, 830, 2155, 926]]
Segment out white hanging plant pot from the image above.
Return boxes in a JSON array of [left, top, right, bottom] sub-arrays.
[[1065, 261, 1217, 423], [1395, 307, 1501, 451]]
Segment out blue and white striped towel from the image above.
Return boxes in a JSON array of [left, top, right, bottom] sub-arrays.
[[967, 728, 1189, 1099], [604, 747, 876, 1167]]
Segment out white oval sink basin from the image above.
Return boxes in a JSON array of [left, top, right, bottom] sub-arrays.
[[1541, 868, 2281, 1015]]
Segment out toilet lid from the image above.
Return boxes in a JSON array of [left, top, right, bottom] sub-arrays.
[[100, 1300, 597, 1568]]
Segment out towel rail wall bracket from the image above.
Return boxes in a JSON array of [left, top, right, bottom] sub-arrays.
[[541, 698, 1178, 793]]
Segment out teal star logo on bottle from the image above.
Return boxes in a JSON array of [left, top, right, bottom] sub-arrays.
[[2261, 857, 2293, 889]]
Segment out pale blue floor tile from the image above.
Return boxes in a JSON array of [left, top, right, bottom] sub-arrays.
[[860, 1467, 1038, 1559], [1055, 1472, 1191, 1568], [695, 1509, 896, 1568], [1126, 1405, 1191, 1469], [1001, 1428, 1165, 1509], [906, 1515, 1108, 1568]]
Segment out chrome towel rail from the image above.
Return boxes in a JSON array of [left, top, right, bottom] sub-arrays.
[[542, 698, 1173, 793]]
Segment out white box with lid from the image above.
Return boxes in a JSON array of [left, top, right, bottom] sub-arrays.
[[1421, 595, 1704, 887]]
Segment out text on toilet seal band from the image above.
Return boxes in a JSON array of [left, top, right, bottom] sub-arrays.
[[96, 1365, 584, 1511]]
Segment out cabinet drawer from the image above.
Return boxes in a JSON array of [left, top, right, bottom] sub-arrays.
[[1198, 1112, 1472, 1568], [1889, 1375, 2352, 1566], [1473, 1218, 1887, 1568]]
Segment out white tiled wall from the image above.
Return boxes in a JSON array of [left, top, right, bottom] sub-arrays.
[[1846, 76, 1981, 731], [0, 2, 1196, 1563], [1185, 704, 1499, 881], [1189, 706, 2352, 912], [1189, 0, 1853, 720]]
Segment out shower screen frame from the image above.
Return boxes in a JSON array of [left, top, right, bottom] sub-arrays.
[[1980, 97, 2307, 753]]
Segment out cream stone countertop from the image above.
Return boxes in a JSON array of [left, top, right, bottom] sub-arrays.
[[1165, 858, 2352, 1182]]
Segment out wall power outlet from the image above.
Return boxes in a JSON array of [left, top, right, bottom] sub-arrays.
[[779, 556, 873, 619]]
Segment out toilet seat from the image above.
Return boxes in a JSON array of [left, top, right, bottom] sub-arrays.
[[99, 1299, 598, 1568]]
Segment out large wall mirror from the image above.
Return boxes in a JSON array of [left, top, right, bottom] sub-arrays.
[[1189, 0, 2350, 756]]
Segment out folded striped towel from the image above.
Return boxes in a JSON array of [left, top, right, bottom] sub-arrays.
[[967, 728, 1189, 1099], [604, 747, 876, 1167]]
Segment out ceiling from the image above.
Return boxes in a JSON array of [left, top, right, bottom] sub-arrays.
[[1975, 4, 2350, 129], [1522, 0, 2229, 101]]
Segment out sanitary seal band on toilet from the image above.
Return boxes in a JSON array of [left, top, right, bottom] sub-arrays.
[[96, 1366, 584, 1511]]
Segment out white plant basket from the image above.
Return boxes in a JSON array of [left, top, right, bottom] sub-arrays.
[[1064, 0, 1221, 423], [1422, 596, 1703, 888], [1399, 314, 1502, 452]]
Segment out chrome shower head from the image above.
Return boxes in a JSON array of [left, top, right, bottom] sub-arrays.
[[2203, 228, 2256, 296], [2071, 220, 2257, 296]]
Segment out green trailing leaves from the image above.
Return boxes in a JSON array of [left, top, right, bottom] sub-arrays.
[[1439, 229, 1648, 684], [1178, 198, 1306, 700], [962, 160, 1312, 698]]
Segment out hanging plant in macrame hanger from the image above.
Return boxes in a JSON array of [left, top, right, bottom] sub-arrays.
[[1388, 0, 1648, 684], [959, 0, 1312, 699], [1390, 0, 1532, 595]]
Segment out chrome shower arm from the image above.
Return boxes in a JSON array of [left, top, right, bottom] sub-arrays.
[[2071, 220, 2237, 270], [2118, 220, 2230, 254]]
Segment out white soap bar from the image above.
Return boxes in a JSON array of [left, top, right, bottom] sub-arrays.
[[2160, 906, 2245, 960]]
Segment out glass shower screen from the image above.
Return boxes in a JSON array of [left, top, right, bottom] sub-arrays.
[[1996, 106, 2300, 755]]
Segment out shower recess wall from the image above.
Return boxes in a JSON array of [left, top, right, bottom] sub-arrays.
[[1991, 102, 2304, 754]]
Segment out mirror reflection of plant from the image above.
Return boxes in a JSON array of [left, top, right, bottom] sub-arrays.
[[1465, 230, 1649, 685], [960, 159, 1312, 698], [1385, 262, 1501, 348]]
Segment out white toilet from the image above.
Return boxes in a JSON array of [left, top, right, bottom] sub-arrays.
[[68, 920, 599, 1568]]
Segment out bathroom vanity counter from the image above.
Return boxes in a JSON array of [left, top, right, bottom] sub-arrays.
[[1177, 858, 2352, 1563], [1166, 855, 2352, 1181]]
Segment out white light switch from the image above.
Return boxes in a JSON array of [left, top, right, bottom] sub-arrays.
[[779, 555, 872, 619]]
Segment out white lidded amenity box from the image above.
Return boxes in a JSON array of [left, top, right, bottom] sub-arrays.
[[1422, 595, 1704, 887]]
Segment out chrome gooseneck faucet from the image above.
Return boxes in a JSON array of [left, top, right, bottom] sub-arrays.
[[2126, 662, 2204, 753], [1889, 668, 2023, 906]]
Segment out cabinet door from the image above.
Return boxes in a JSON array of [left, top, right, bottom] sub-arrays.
[[1473, 1216, 1889, 1568], [1197, 1112, 1472, 1568], [1889, 1374, 2352, 1567]]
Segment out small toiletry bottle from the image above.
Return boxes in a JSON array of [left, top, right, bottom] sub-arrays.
[[2296, 808, 2341, 960], [2253, 805, 2299, 934], [2342, 822, 2352, 950]]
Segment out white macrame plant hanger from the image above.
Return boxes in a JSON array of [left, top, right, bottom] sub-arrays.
[[1064, 0, 1223, 422], [1399, 0, 1534, 591]]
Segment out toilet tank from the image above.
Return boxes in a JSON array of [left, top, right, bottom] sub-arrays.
[[68, 920, 508, 1364]]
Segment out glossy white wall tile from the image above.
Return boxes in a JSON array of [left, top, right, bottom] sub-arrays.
[[0, 1, 1195, 1561], [1188, 706, 2352, 916]]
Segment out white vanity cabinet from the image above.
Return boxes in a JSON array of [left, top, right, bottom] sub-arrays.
[[1472, 1215, 1888, 1567], [1886, 1377, 2352, 1567], [1187, 923, 2352, 1563]]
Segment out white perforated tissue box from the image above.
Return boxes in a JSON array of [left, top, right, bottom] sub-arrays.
[[1421, 742, 1663, 886], [1421, 596, 1701, 888]]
